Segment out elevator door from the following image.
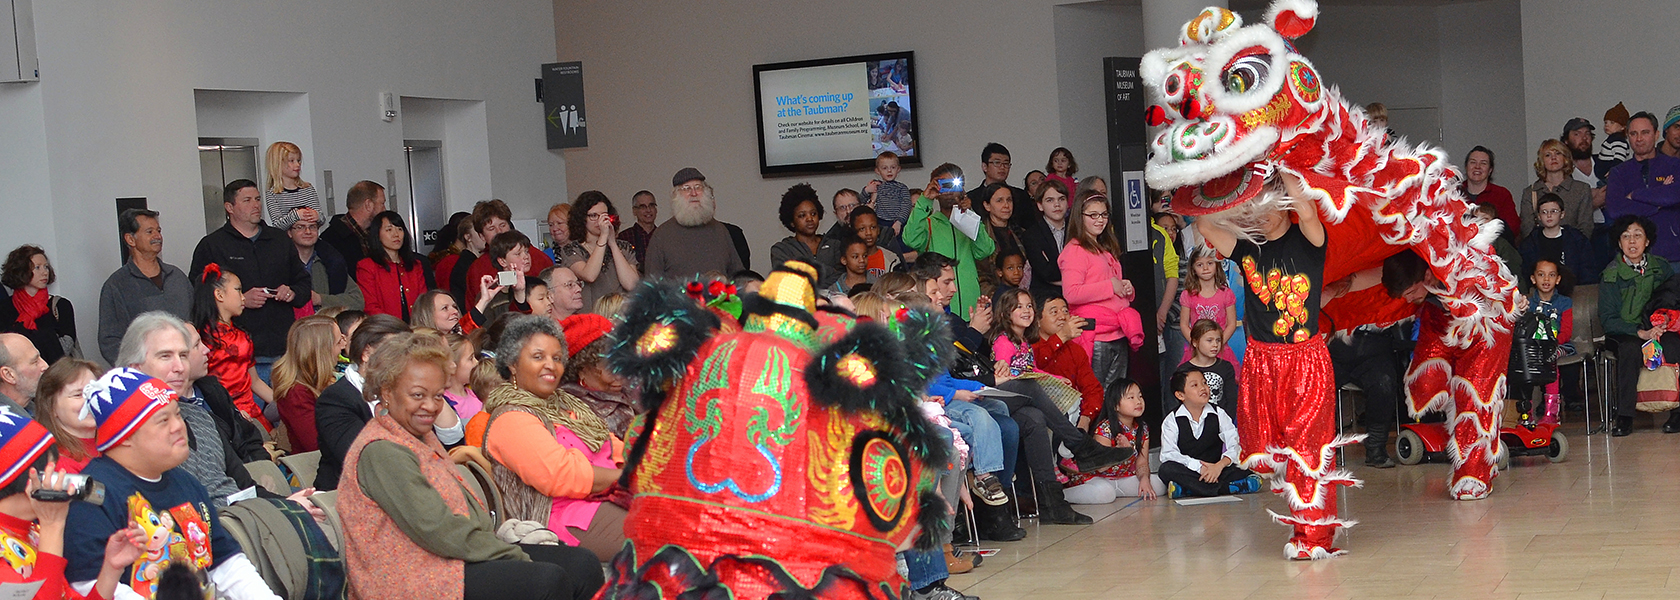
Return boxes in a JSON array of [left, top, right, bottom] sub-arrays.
[[404, 140, 447, 254], [198, 138, 260, 234]]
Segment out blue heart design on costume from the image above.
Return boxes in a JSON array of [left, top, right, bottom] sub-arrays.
[[684, 437, 782, 503]]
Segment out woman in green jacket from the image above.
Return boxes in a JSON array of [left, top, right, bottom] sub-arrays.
[[1600, 215, 1678, 436]]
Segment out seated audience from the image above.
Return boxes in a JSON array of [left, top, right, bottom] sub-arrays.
[[1158, 371, 1262, 499], [0, 412, 141, 600], [33, 358, 101, 473], [1061, 378, 1163, 504], [434, 215, 484, 300], [557, 192, 640, 309], [591, 293, 625, 318], [481, 315, 625, 561], [67, 368, 281, 599], [847, 206, 900, 278], [1031, 295, 1103, 426], [1600, 215, 1680, 436], [814, 188, 863, 286], [0, 333, 45, 414], [412, 288, 495, 336], [546, 267, 586, 321], [443, 332, 484, 422], [1462, 146, 1519, 241], [273, 315, 343, 453], [339, 331, 603, 600], [557, 314, 633, 437], [479, 232, 538, 322], [3, 245, 78, 365], [356, 211, 436, 321], [316, 314, 463, 490]]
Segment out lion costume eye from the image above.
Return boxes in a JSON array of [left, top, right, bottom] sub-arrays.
[[1223, 55, 1271, 94]]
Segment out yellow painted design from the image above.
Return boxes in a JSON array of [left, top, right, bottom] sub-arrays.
[[807, 407, 857, 529]]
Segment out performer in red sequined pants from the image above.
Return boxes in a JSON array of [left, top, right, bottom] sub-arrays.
[[1406, 300, 1512, 501]]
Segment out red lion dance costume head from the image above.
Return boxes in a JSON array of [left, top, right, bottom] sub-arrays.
[[1143, 0, 1520, 553], [598, 262, 952, 599]]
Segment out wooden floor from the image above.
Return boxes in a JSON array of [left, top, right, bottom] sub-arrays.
[[949, 413, 1680, 600]]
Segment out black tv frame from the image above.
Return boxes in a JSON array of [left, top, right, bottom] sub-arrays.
[[752, 51, 922, 177]]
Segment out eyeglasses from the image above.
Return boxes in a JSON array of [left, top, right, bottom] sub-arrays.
[[987, 159, 1012, 167], [678, 184, 706, 193], [1538, 209, 1562, 216], [1083, 212, 1110, 220], [587, 212, 612, 220], [289, 223, 319, 232]]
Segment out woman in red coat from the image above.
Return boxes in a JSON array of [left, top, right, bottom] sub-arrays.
[[357, 211, 436, 321]]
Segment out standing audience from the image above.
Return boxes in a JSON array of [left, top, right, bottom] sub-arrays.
[[903, 163, 994, 321], [643, 168, 745, 280], [322, 180, 387, 266], [1605, 111, 1680, 261], [557, 192, 640, 309], [287, 214, 364, 314], [1462, 146, 1518, 240], [1519, 139, 1595, 238], [617, 190, 659, 271], [3, 246, 77, 365], [100, 208, 194, 365], [0, 334, 43, 414], [261, 141, 322, 230], [191, 179, 313, 384], [1059, 190, 1141, 389], [357, 211, 437, 321]]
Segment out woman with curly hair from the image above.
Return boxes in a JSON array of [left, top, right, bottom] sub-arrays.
[[555, 191, 639, 310], [769, 183, 837, 286], [2, 245, 78, 364]]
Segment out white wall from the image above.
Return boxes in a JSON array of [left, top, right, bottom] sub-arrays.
[[1522, 0, 1680, 158], [9, 0, 562, 343], [1438, 0, 1526, 188], [1054, 1, 1146, 187], [553, 0, 1069, 267]]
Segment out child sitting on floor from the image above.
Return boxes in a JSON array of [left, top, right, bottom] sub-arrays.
[[1159, 370, 1262, 499], [1060, 378, 1164, 504]]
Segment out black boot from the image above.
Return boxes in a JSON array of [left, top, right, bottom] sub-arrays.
[[1071, 438, 1135, 473], [973, 497, 1026, 542], [1612, 414, 1633, 437], [1036, 480, 1092, 525], [1363, 425, 1395, 468], [1665, 410, 1680, 434]]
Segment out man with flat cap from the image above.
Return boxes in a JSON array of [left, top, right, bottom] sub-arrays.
[[643, 168, 747, 280]]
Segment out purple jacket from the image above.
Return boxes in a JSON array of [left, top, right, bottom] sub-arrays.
[[1605, 153, 1680, 261]]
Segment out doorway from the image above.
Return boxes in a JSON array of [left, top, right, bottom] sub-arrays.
[[403, 140, 447, 254], [198, 138, 261, 234]]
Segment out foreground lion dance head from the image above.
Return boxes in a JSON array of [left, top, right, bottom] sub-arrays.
[[599, 261, 953, 600]]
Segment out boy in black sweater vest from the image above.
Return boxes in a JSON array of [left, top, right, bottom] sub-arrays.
[[1159, 370, 1261, 498]]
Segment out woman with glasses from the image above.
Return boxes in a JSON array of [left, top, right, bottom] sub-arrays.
[[1058, 189, 1143, 388], [555, 191, 638, 310]]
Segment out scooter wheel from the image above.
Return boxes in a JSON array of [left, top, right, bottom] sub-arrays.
[[1395, 429, 1425, 465], [1547, 430, 1569, 463]]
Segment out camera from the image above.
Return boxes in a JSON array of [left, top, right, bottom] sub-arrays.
[[497, 270, 520, 286], [935, 176, 963, 194], [31, 473, 106, 505]]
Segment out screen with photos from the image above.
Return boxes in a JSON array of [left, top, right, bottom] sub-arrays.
[[754, 52, 921, 176]]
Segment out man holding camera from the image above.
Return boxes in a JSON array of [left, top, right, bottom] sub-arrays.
[[902, 163, 994, 320], [64, 368, 282, 599]]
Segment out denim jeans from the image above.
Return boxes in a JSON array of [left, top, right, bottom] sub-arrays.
[[971, 398, 1018, 484], [943, 400, 1004, 474], [902, 548, 947, 590]]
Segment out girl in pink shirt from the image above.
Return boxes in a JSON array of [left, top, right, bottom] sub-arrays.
[[1178, 245, 1239, 364], [1057, 191, 1144, 388]]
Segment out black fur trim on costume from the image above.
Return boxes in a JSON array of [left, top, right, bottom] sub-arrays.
[[804, 322, 950, 468], [738, 292, 820, 330], [607, 280, 720, 412], [601, 543, 909, 600], [914, 489, 950, 552], [894, 307, 953, 390]]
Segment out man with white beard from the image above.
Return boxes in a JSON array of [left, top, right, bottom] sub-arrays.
[[643, 167, 747, 280]]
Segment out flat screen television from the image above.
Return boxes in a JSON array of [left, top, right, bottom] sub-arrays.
[[753, 51, 921, 176]]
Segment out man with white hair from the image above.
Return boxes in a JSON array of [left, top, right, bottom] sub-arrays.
[[642, 168, 746, 279], [118, 311, 318, 511], [0, 333, 45, 414]]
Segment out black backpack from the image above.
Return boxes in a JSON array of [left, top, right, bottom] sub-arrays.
[[1508, 310, 1559, 388]]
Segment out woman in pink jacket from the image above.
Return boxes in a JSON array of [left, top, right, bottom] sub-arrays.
[[1057, 190, 1143, 389]]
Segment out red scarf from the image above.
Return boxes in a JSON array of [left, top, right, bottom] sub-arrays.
[[11, 289, 47, 330]]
